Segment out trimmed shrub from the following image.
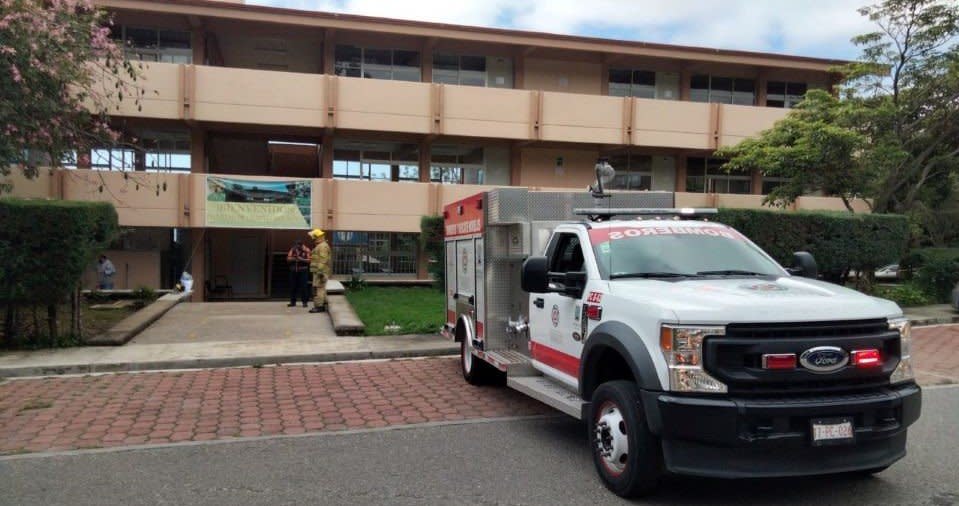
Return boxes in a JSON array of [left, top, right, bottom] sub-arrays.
[[915, 256, 959, 303], [900, 247, 959, 276], [715, 209, 910, 282], [0, 199, 118, 344], [420, 215, 445, 291], [871, 283, 934, 307]]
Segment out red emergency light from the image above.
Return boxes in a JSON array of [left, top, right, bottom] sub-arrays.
[[585, 304, 603, 321], [762, 353, 796, 370], [851, 349, 882, 368]]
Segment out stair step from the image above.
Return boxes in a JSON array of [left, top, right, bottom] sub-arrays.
[[507, 375, 584, 419]]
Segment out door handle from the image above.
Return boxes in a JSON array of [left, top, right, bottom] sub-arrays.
[[534, 298, 545, 308]]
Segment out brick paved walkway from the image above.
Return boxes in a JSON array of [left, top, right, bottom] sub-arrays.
[[913, 324, 959, 385], [1, 325, 956, 456], [0, 357, 549, 455]]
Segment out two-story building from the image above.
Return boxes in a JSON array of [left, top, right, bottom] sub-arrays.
[[8, 0, 865, 299]]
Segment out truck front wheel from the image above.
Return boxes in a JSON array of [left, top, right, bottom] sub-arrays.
[[460, 336, 496, 385], [589, 381, 662, 497]]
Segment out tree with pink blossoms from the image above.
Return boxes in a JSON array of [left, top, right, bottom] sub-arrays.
[[0, 0, 143, 192]]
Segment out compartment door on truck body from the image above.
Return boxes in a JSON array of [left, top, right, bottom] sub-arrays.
[[530, 229, 592, 389]]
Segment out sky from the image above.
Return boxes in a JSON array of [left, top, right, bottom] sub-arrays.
[[246, 0, 876, 60]]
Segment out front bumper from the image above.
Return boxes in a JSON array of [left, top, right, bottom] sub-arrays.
[[640, 382, 922, 478]]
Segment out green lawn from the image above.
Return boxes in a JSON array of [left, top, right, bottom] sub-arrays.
[[344, 286, 445, 336]]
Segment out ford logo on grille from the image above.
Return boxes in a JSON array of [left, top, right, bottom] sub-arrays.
[[799, 346, 849, 373]]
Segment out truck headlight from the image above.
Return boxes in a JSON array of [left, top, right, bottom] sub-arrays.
[[660, 325, 727, 393], [888, 317, 915, 384]]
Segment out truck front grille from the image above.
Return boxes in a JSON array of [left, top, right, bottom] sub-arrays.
[[705, 319, 899, 395]]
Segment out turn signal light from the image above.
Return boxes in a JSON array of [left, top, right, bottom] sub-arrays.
[[762, 353, 796, 370], [851, 349, 882, 368]]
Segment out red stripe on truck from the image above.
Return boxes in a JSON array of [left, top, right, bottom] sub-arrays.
[[530, 342, 580, 378]]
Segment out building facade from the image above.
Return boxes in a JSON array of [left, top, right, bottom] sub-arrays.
[[9, 0, 868, 299]]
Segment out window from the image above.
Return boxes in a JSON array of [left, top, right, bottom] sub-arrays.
[[766, 81, 807, 108], [608, 69, 656, 98], [690, 75, 755, 105], [91, 147, 136, 171], [330, 231, 419, 275], [110, 25, 192, 63], [335, 45, 421, 82], [761, 176, 789, 194], [433, 54, 487, 86], [142, 132, 191, 172], [332, 143, 419, 181], [550, 233, 585, 273], [606, 153, 652, 190], [431, 145, 484, 184], [686, 157, 751, 194]]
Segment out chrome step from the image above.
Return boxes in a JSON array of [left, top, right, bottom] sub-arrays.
[[483, 349, 536, 376], [507, 375, 584, 420]]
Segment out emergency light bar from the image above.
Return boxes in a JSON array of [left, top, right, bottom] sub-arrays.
[[573, 208, 719, 220]]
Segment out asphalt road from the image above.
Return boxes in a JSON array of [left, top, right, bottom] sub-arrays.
[[1, 386, 957, 506]]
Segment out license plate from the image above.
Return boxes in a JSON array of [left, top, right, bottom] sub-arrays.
[[811, 417, 855, 446]]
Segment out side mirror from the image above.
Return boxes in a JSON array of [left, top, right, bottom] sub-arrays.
[[786, 251, 818, 279], [521, 256, 549, 293], [563, 271, 587, 299]]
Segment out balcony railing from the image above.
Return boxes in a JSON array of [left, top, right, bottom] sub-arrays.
[[105, 62, 790, 150], [9, 169, 871, 230]]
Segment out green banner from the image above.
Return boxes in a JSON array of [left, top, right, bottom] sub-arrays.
[[206, 176, 311, 229]]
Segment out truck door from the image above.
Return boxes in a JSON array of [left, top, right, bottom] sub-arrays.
[[530, 231, 588, 388]]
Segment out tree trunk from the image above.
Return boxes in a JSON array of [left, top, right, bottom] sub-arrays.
[[3, 304, 15, 347], [840, 195, 855, 213], [46, 304, 58, 347], [70, 288, 81, 340]]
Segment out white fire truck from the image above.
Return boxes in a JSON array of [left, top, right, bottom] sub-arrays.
[[441, 166, 921, 497]]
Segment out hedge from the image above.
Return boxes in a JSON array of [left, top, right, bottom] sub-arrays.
[[420, 215, 445, 291], [1, 199, 118, 343], [715, 209, 910, 282]]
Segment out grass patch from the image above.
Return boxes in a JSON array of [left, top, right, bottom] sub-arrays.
[[19, 399, 53, 412], [345, 286, 444, 336]]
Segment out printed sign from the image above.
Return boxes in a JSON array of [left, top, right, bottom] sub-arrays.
[[206, 176, 311, 229], [588, 225, 745, 244], [443, 194, 485, 238]]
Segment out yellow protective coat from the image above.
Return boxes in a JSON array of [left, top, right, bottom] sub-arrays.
[[310, 240, 331, 306]]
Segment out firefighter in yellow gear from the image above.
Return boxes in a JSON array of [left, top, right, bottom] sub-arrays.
[[308, 229, 331, 313]]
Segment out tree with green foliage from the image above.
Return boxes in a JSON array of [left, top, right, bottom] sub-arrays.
[[716, 90, 873, 212], [719, 0, 959, 214], [0, 0, 143, 192]]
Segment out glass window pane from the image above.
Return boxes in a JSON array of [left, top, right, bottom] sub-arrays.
[[787, 82, 807, 96], [368, 163, 391, 181], [459, 71, 485, 86], [727, 179, 751, 194], [609, 82, 630, 97], [334, 45, 361, 77], [767, 99, 786, 108], [398, 165, 420, 181], [633, 70, 655, 86], [126, 27, 157, 49], [433, 53, 458, 70], [392, 50, 420, 82], [363, 48, 391, 66], [686, 176, 705, 193], [767, 81, 786, 95], [711, 77, 733, 92], [632, 85, 656, 99], [159, 30, 190, 49], [433, 69, 459, 84], [690, 75, 709, 89], [609, 69, 631, 84], [734, 79, 754, 93], [460, 55, 485, 72]]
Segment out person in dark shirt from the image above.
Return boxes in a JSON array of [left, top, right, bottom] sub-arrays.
[[286, 240, 311, 308]]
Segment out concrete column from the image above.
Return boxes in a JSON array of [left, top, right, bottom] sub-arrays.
[[756, 69, 768, 107], [675, 154, 687, 192], [751, 168, 763, 195], [509, 144, 523, 186], [514, 50, 526, 89], [322, 29, 335, 75], [190, 128, 206, 173], [679, 66, 691, 101], [191, 27, 206, 65], [189, 229, 206, 301], [418, 138, 432, 182], [421, 50, 433, 83], [320, 132, 334, 178]]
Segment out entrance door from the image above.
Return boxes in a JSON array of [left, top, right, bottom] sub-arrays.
[[230, 233, 265, 296]]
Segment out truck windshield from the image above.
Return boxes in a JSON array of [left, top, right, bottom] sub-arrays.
[[590, 225, 785, 280]]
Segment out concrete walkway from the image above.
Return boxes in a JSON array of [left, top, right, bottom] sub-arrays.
[[904, 304, 959, 326], [0, 302, 455, 378]]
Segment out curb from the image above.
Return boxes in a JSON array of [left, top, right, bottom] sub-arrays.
[[85, 292, 191, 346], [908, 315, 959, 327], [0, 344, 459, 378]]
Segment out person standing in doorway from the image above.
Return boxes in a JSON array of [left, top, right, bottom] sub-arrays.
[[308, 229, 331, 313], [97, 255, 116, 290], [286, 239, 311, 307]]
